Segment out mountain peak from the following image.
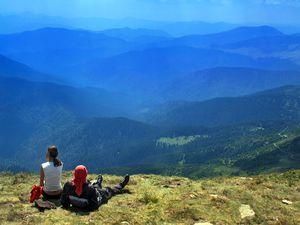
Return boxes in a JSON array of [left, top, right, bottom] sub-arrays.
[[228, 25, 283, 36]]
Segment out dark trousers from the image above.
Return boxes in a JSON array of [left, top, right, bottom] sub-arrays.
[[42, 190, 61, 200], [92, 183, 123, 204]]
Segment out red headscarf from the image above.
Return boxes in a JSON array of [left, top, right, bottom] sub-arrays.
[[72, 165, 88, 196]]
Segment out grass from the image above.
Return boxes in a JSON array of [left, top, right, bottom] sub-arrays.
[[157, 135, 208, 147], [0, 170, 299, 225]]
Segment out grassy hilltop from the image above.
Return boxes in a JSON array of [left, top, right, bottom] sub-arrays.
[[0, 170, 299, 225]]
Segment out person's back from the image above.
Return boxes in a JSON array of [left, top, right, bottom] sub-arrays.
[[40, 146, 63, 199], [42, 161, 63, 192]]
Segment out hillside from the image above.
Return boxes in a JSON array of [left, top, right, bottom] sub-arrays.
[[147, 85, 300, 127], [0, 28, 133, 76], [0, 76, 139, 166], [2, 80, 300, 176], [221, 35, 300, 68], [0, 76, 136, 118], [0, 54, 58, 82], [99, 27, 171, 42], [155, 26, 283, 48], [82, 47, 298, 96], [162, 67, 300, 101], [224, 34, 300, 54], [0, 170, 299, 225]]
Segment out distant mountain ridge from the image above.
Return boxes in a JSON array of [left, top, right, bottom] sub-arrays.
[[82, 46, 299, 96], [155, 26, 284, 48], [0, 14, 237, 36], [99, 27, 171, 41], [162, 67, 300, 101], [0, 25, 299, 99], [146, 85, 300, 127], [0, 54, 57, 82], [0, 27, 134, 76]]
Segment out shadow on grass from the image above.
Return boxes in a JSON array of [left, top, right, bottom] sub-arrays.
[[64, 207, 91, 216]]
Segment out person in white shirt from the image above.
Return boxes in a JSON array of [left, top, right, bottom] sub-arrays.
[[40, 145, 63, 199]]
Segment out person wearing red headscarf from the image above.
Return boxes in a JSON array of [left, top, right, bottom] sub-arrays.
[[60, 165, 130, 211], [72, 165, 88, 196]]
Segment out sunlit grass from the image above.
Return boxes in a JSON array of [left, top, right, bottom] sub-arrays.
[[157, 135, 209, 147], [0, 170, 299, 224]]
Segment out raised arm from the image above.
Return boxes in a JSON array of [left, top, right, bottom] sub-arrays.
[[39, 166, 44, 187]]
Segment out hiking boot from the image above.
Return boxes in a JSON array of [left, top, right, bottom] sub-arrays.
[[120, 174, 130, 188], [97, 174, 103, 188]]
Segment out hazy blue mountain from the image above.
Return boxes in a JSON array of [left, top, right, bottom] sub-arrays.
[[269, 24, 300, 35], [0, 76, 136, 119], [0, 14, 132, 33], [162, 67, 300, 101], [99, 27, 171, 41], [157, 21, 237, 36], [0, 27, 133, 77], [6, 116, 159, 170], [0, 27, 169, 81], [145, 85, 300, 127], [82, 46, 299, 93], [0, 75, 139, 159], [0, 14, 73, 34], [224, 34, 300, 53], [0, 13, 237, 36], [0, 54, 59, 82], [0, 25, 298, 91], [220, 34, 300, 67], [151, 26, 283, 48]]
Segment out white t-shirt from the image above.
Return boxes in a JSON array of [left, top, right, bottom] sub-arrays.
[[41, 161, 63, 192]]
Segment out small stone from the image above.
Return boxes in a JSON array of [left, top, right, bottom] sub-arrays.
[[239, 204, 255, 219], [210, 194, 228, 202], [190, 194, 196, 198], [240, 177, 253, 180], [282, 199, 293, 205]]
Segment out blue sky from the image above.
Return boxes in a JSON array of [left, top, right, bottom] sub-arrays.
[[0, 0, 300, 24]]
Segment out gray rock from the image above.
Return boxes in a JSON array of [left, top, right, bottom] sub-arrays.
[[239, 204, 255, 219]]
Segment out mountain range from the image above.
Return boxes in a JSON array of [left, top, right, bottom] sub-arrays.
[[1, 23, 300, 177], [145, 85, 300, 127], [0, 25, 299, 100]]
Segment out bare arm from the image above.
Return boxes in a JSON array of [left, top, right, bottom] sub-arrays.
[[40, 166, 44, 187]]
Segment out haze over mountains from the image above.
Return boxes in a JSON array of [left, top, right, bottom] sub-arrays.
[[0, 16, 300, 176]]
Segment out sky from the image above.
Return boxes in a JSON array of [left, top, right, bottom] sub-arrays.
[[0, 0, 300, 24]]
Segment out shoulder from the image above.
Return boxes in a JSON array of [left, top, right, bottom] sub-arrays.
[[64, 181, 73, 187], [41, 162, 50, 169], [63, 181, 74, 191], [55, 161, 63, 169]]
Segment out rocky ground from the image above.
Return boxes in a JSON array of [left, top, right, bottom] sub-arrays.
[[0, 170, 299, 225]]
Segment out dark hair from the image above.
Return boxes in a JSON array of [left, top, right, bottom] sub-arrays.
[[48, 145, 62, 167]]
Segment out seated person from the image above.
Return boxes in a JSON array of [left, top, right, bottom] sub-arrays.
[[60, 165, 130, 211], [40, 146, 63, 200]]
